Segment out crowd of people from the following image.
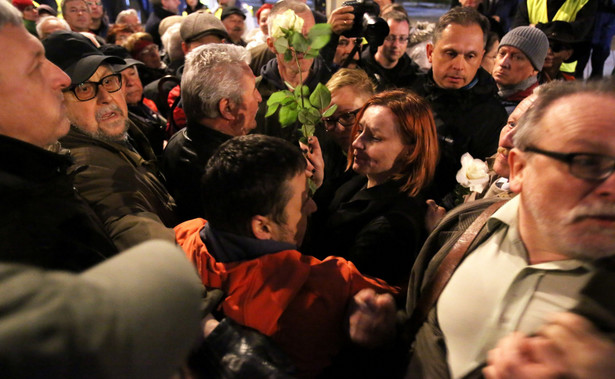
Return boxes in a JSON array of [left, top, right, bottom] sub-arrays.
[[2, 0, 615, 377]]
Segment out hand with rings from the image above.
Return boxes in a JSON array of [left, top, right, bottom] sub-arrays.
[[328, 5, 354, 35]]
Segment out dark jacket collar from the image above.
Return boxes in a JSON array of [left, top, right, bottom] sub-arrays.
[[0, 135, 73, 181], [417, 67, 500, 100]]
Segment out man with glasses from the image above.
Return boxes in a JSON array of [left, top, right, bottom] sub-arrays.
[[410, 7, 508, 209], [348, 78, 615, 379], [43, 31, 177, 250], [359, 11, 419, 92]]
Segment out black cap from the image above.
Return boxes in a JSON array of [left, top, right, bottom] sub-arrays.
[[220, 6, 245, 21], [43, 31, 125, 85], [100, 44, 144, 72], [536, 21, 579, 63]]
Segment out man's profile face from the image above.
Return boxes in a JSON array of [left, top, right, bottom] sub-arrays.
[[229, 65, 262, 136], [492, 46, 537, 87], [121, 66, 143, 105], [0, 24, 71, 147], [426, 22, 485, 89], [493, 94, 536, 178], [65, 65, 129, 141], [269, 171, 317, 246], [222, 14, 245, 43], [510, 94, 615, 260], [64, 0, 91, 32], [376, 19, 409, 67]]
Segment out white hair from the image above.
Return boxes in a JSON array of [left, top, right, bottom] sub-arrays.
[[181, 43, 251, 121]]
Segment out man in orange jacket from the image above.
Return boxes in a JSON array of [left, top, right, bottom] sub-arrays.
[[175, 134, 398, 377]]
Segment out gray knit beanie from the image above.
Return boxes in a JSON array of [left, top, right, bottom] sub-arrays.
[[499, 26, 549, 71]]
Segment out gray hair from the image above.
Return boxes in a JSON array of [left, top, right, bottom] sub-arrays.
[[267, 0, 311, 36], [115, 9, 141, 24], [36, 16, 71, 39], [181, 43, 251, 121], [0, 0, 23, 30], [514, 78, 615, 150], [161, 22, 183, 62]]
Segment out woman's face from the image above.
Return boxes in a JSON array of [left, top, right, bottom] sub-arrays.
[[352, 105, 407, 188]]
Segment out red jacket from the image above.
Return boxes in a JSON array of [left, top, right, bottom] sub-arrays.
[[175, 218, 399, 377]]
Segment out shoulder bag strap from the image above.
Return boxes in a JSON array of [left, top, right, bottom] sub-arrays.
[[405, 200, 507, 339]]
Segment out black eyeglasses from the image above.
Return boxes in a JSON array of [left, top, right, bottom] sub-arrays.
[[64, 74, 122, 102], [524, 146, 615, 181], [322, 108, 360, 130]]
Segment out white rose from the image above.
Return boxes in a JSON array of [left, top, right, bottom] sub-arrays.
[[456, 152, 490, 193], [271, 9, 304, 39]]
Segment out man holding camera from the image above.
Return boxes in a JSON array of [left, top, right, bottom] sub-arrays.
[[360, 10, 420, 91]]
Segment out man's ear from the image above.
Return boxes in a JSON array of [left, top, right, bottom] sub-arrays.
[[426, 43, 434, 64], [181, 41, 189, 55], [251, 215, 273, 240], [266, 36, 277, 54], [218, 98, 235, 121], [508, 148, 526, 194]]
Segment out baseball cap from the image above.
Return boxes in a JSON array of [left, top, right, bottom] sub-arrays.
[[220, 6, 246, 21], [43, 31, 124, 85], [100, 44, 144, 72]]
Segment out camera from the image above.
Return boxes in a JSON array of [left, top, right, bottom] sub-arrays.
[[341, 0, 389, 53]]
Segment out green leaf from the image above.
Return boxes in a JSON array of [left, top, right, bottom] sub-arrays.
[[297, 109, 310, 125], [290, 32, 309, 53], [304, 122, 316, 137], [322, 104, 337, 117], [279, 104, 298, 126], [309, 82, 332, 111], [267, 91, 288, 107], [304, 49, 319, 59], [298, 107, 320, 125], [283, 49, 293, 62], [306, 107, 321, 124], [308, 24, 332, 50], [265, 102, 280, 118], [294, 85, 310, 98], [274, 37, 289, 55], [281, 95, 296, 106]]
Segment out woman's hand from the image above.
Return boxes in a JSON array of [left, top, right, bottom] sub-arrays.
[[300, 136, 324, 189]]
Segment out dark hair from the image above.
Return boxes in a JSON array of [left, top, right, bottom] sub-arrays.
[[485, 31, 499, 52], [348, 90, 439, 196], [201, 135, 307, 236], [433, 6, 490, 47]]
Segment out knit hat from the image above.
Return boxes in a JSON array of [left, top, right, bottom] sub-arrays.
[[180, 10, 229, 42], [499, 26, 549, 71]]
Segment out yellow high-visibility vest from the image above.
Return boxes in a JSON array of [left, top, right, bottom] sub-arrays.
[[527, 0, 589, 72]]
